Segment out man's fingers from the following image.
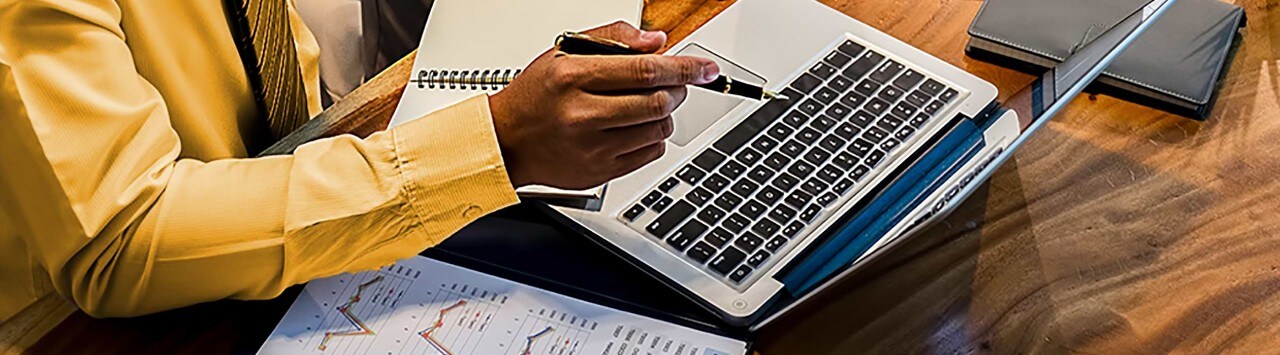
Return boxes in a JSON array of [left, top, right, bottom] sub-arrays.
[[613, 141, 667, 176], [584, 86, 687, 128], [578, 20, 665, 53], [602, 116, 675, 156], [572, 55, 719, 91]]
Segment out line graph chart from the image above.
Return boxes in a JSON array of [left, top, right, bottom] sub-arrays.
[[508, 308, 597, 355], [402, 283, 507, 355], [305, 265, 415, 353]]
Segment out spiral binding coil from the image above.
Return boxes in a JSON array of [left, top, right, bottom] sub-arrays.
[[412, 68, 523, 91]]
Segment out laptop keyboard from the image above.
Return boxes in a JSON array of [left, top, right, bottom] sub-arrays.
[[618, 36, 963, 288]]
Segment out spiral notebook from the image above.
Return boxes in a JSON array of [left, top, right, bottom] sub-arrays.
[[387, 0, 643, 203]]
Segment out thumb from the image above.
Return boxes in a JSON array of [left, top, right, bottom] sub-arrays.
[[579, 20, 666, 54]]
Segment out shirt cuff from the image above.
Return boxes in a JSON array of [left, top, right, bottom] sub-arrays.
[[390, 94, 520, 244]]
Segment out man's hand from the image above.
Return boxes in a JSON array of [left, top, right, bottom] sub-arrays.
[[489, 21, 720, 190]]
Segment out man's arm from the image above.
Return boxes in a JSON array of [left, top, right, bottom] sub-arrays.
[[0, 0, 517, 317]]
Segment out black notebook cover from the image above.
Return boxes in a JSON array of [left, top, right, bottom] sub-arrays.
[[966, 0, 1244, 119]]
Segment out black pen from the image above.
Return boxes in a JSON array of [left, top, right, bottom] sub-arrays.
[[555, 32, 788, 101]]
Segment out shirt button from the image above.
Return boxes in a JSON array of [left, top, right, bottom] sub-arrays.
[[462, 205, 483, 218]]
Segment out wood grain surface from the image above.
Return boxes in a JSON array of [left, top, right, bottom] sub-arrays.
[[4, 0, 1277, 353]]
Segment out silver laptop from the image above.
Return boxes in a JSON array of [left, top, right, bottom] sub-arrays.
[[549, 0, 1173, 327]]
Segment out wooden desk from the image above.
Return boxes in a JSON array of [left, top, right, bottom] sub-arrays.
[[5, 0, 1278, 353]]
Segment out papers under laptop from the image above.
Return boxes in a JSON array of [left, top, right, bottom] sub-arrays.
[[387, 0, 643, 205]]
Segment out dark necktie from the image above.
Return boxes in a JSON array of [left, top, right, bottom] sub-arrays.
[[226, 0, 309, 140]]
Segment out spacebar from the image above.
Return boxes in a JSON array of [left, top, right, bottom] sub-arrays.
[[712, 87, 803, 154]]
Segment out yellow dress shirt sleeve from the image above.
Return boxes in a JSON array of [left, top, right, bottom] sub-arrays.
[[0, 0, 518, 317]]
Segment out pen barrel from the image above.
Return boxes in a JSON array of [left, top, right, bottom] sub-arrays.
[[693, 76, 764, 100]]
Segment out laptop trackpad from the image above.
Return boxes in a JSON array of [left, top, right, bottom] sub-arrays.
[[669, 44, 767, 147]]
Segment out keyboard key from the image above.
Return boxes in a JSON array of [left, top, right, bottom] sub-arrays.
[[692, 150, 726, 171], [878, 86, 904, 102], [686, 187, 713, 206], [810, 115, 837, 131], [734, 233, 764, 251], [854, 80, 880, 96], [653, 196, 673, 212], [767, 123, 796, 141], [764, 152, 791, 170], [892, 69, 925, 90], [723, 213, 750, 233], [849, 110, 876, 127], [785, 190, 812, 209], [865, 150, 886, 167], [817, 165, 842, 183], [781, 111, 809, 128], [790, 73, 824, 93], [864, 127, 890, 142], [739, 200, 767, 219], [891, 102, 917, 120], [849, 165, 870, 181], [658, 177, 679, 192], [701, 174, 730, 192], [868, 60, 904, 84], [642, 191, 662, 206], [808, 62, 838, 79], [797, 99, 824, 116], [814, 87, 839, 104], [830, 75, 855, 92], [736, 147, 763, 165], [714, 193, 743, 211], [667, 220, 707, 251], [833, 178, 854, 194], [905, 90, 930, 107], [824, 50, 853, 68], [687, 242, 715, 263], [817, 192, 838, 207], [877, 116, 904, 131], [919, 79, 945, 95], [909, 113, 930, 127], [772, 173, 800, 190], [765, 237, 787, 251], [787, 160, 816, 178], [801, 178, 828, 195], [752, 219, 781, 237], [779, 139, 806, 158], [839, 92, 868, 109], [848, 138, 874, 155], [864, 98, 890, 115], [676, 165, 706, 184], [747, 166, 775, 184], [894, 126, 916, 140], [824, 103, 852, 120], [837, 40, 865, 57], [843, 50, 884, 79], [820, 135, 847, 152], [769, 205, 797, 223], [832, 151, 857, 169], [746, 250, 770, 267], [729, 265, 752, 283], [697, 205, 726, 225], [645, 200, 694, 238], [623, 204, 645, 221], [754, 186, 780, 205], [712, 88, 802, 153], [719, 160, 747, 178], [834, 122, 859, 140], [706, 228, 733, 247], [730, 179, 759, 198], [940, 88, 959, 102], [796, 128, 821, 144], [782, 221, 804, 238], [924, 100, 945, 115], [799, 205, 822, 222], [709, 247, 747, 275], [803, 148, 831, 166]]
